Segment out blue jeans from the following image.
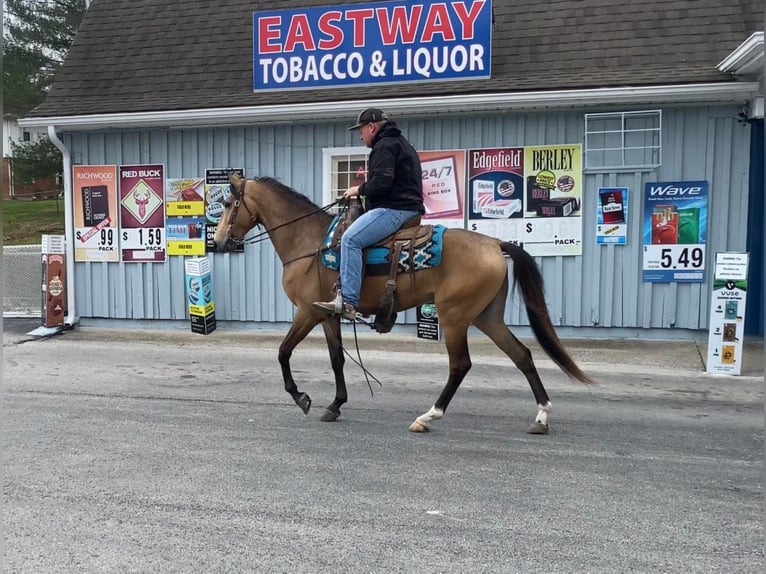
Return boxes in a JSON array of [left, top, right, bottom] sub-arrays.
[[340, 207, 421, 307]]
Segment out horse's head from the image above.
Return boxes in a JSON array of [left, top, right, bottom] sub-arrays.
[[214, 172, 260, 252]]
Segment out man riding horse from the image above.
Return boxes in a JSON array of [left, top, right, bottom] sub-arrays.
[[312, 108, 425, 321]]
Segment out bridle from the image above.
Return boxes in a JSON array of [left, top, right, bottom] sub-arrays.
[[222, 189, 259, 249], [221, 179, 343, 253]]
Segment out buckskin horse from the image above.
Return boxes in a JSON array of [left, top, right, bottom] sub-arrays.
[[214, 173, 595, 434]]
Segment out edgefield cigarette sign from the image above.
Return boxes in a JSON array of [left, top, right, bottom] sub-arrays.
[[253, 0, 492, 91]]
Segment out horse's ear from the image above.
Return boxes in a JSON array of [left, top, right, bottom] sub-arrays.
[[228, 171, 244, 198]]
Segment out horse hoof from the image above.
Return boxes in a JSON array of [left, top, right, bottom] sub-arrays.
[[295, 393, 312, 415], [320, 408, 340, 422], [409, 420, 430, 433], [526, 421, 549, 435]]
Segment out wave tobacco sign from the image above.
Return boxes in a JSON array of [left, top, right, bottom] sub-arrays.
[[253, 0, 492, 91]]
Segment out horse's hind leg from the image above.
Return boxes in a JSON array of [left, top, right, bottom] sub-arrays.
[[278, 308, 322, 415], [409, 324, 471, 433], [319, 316, 347, 422], [474, 284, 552, 434]]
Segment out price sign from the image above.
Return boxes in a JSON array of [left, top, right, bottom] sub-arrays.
[[643, 244, 705, 279], [121, 228, 165, 250], [73, 165, 120, 262], [642, 180, 708, 282], [119, 164, 166, 262], [75, 224, 117, 250]]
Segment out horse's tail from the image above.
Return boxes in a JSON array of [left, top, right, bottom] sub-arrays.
[[499, 242, 597, 385]]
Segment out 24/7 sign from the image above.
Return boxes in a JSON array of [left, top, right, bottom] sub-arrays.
[[642, 180, 708, 282]]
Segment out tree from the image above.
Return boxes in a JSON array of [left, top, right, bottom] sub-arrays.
[[10, 138, 63, 184], [4, 0, 87, 119], [3, 1, 87, 183]]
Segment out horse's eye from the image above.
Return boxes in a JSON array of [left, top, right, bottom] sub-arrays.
[[223, 201, 231, 209]]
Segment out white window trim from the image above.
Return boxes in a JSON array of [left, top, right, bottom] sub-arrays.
[[584, 110, 662, 172], [322, 146, 370, 206]]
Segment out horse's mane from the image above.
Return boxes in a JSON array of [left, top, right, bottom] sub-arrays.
[[255, 176, 323, 213]]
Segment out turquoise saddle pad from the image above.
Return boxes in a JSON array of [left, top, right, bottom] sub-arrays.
[[320, 215, 446, 275]]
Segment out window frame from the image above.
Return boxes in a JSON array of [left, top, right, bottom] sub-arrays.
[[584, 110, 662, 172], [322, 146, 370, 208]]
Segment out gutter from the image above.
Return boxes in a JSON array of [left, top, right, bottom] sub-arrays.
[[18, 82, 761, 132], [46, 126, 78, 328]]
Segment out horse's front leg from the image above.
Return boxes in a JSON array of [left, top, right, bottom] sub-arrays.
[[278, 308, 322, 415], [319, 316, 347, 422]]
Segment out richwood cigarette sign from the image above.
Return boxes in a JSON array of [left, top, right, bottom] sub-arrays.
[[252, 0, 492, 91]]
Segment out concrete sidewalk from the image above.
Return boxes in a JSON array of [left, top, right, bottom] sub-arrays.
[[4, 317, 763, 380]]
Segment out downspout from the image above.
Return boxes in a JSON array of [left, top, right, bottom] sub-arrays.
[[47, 125, 78, 327]]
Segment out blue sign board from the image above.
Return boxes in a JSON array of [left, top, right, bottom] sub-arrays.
[[253, 0, 493, 91], [642, 180, 709, 283]]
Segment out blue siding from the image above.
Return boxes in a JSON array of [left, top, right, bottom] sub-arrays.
[[65, 106, 752, 333]]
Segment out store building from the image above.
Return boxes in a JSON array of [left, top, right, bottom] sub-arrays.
[[19, 0, 764, 339]]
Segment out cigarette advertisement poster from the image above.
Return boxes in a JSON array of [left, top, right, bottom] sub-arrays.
[[522, 144, 583, 256], [706, 252, 749, 375], [418, 150, 466, 229], [166, 217, 206, 256], [166, 177, 205, 216], [166, 177, 206, 256], [642, 180, 708, 282], [466, 147, 524, 244], [205, 168, 244, 253], [119, 164, 166, 262], [72, 165, 119, 262], [596, 187, 629, 245]]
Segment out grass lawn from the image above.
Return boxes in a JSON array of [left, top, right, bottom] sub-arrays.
[[2, 198, 66, 245]]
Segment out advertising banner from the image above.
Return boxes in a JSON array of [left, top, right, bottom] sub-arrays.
[[41, 235, 66, 328], [166, 177, 206, 256], [416, 303, 440, 340], [466, 147, 524, 243], [166, 177, 205, 217], [418, 149, 466, 228], [205, 168, 244, 253], [119, 164, 166, 262], [185, 257, 216, 335], [596, 187, 629, 245], [522, 144, 583, 256], [167, 217, 206, 256], [642, 180, 708, 282], [72, 165, 119, 262], [706, 252, 749, 375], [253, 0, 492, 91]]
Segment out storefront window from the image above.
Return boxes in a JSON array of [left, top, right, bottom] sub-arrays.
[[322, 147, 369, 210]]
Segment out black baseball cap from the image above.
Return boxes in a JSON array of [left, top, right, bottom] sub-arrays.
[[348, 108, 389, 130]]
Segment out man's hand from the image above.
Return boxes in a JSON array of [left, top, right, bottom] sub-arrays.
[[343, 186, 360, 199]]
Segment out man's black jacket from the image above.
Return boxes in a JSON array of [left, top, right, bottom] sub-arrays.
[[359, 121, 425, 214]]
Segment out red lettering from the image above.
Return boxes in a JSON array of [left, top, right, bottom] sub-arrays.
[[453, 0, 486, 40], [421, 3, 456, 43], [345, 8, 374, 47], [258, 15, 282, 53], [317, 11, 343, 50], [284, 14, 315, 52], [376, 5, 422, 45]]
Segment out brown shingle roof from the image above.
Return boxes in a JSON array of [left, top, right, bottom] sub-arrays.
[[28, 0, 760, 118]]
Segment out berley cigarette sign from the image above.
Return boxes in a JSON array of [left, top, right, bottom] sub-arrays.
[[253, 0, 492, 91]]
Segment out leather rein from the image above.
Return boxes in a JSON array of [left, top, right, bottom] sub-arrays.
[[223, 188, 342, 266]]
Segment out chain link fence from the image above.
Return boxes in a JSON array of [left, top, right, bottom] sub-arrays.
[[3, 245, 42, 316]]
